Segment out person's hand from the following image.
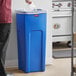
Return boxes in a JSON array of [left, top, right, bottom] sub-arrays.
[[26, 0, 32, 4]]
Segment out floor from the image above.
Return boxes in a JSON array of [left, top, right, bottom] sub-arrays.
[[6, 41, 76, 76], [6, 58, 73, 76]]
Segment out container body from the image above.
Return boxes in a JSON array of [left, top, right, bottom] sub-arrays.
[[16, 11, 46, 73]]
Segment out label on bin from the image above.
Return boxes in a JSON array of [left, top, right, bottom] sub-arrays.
[[34, 14, 39, 17]]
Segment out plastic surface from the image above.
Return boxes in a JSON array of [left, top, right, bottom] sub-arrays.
[[16, 10, 46, 73], [16, 9, 46, 14]]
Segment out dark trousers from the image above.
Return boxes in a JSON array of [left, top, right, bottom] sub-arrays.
[[0, 23, 11, 76]]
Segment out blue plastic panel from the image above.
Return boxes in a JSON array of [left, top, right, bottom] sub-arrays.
[[30, 31, 42, 72]]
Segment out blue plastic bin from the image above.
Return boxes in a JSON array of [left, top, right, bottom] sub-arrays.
[[16, 9, 46, 73]]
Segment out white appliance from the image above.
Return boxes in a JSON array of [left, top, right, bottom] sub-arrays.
[[52, 0, 72, 46]]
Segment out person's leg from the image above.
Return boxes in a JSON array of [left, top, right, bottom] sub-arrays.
[[1, 38, 9, 65], [0, 23, 11, 76], [1, 24, 11, 65], [0, 60, 6, 76]]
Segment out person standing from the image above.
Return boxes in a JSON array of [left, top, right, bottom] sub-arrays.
[[0, 0, 32, 76]]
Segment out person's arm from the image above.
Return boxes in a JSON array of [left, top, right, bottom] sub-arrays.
[[25, 0, 32, 4]]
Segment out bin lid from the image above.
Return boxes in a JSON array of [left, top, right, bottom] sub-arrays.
[[16, 9, 46, 14]]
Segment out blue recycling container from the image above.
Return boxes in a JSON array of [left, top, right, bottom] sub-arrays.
[[16, 9, 46, 73]]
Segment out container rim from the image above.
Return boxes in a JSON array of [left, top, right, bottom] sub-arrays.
[[16, 9, 46, 14]]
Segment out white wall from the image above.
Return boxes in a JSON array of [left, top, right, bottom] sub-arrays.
[[5, 0, 52, 67]]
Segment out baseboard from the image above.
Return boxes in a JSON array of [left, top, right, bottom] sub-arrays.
[[5, 59, 18, 68], [5, 58, 53, 68]]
